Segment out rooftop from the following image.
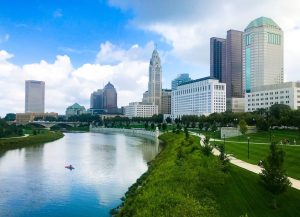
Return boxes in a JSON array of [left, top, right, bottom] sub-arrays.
[[178, 76, 218, 86], [245, 17, 281, 30]]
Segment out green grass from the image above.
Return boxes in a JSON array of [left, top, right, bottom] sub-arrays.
[[0, 130, 64, 151], [213, 130, 300, 180], [113, 133, 300, 217], [227, 129, 300, 144]]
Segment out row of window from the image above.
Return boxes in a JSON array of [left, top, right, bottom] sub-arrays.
[[248, 90, 289, 97]]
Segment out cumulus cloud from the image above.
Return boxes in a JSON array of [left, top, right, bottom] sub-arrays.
[[0, 42, 153, 116], [109, 0, 300, 81]]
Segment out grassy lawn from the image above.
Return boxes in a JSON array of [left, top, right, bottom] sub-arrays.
[[114, 133, 300, 217], [213, 130, 300, 180], [0, 130, 64, 151], [227, 129, 300, 144]]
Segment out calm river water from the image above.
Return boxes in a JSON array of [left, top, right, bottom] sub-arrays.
[[0, 132, 160, 217]]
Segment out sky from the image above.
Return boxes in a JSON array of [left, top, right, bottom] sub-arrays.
[[1, 0, 300, 116]]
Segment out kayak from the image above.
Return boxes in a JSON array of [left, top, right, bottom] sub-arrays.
[[65, 165, 75, 170]]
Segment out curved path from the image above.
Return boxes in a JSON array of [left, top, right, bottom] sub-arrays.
[[0, 134, 29, 140], [190, 132, 300, 191]]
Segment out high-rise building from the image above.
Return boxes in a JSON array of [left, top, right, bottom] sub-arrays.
[[210, 37, 226, 82], [25, 80, 45, 113], [171, 73, 192, 90], [161, 89, 172, 114], [147, 48, 162, 113], [243, 17, 284, 93], [90, 89, 104, 109], [226, 30, 243, 98], [103, 82, 118, 113]]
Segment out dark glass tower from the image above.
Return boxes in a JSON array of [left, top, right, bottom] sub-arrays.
[[226, 30, 243, 97], [210, 37, 226, 82], [103, 82, 118, 113]]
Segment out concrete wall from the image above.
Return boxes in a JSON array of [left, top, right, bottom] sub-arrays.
[[90, 126, 160, 141], [221, 126, 257, 138]]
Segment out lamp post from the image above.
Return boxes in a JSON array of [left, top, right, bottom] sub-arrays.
[[247, 137, 250, 159], [223, 134, 226, 153], [214, 130, 216, 147]]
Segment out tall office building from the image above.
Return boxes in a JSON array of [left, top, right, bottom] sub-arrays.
[[226, 30, 243, 98], [243, 17, 284, 93], [210, 37, 226, 82], [25, 80, 45, 113], [161, 89, 172, 114], [147, 48, 162, 113], [103, 82, 118, 113], [90, 89, 104, 109], [171, 73, 192, 90]]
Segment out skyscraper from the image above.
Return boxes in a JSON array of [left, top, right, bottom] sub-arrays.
[[103, 82, 118, 113], [147, 48, 162, 113], [90, 89, 104, 110], [210, 37, 226, 82], [171, 73, 192, 90], [243, 17, 284, 93], [226, 30, 243, 97], [25, 80, 45, 113]]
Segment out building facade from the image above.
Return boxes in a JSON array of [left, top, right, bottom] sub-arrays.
[[25, 80, 45, 113], [171, 77, 226, 118], [146, 49, 162, 113], [243, 17, 284, 93], [161, 89, 172, 114], [124, 102, 158, 118], [171, 73, 192, 90], [225, 30, 243, 98], [103, 82, 118, 114], [226, 98, 245, 113], [16, 112, 58, 125], [65, 103, 86, 117], [210, 37, 226, 82], [90, 89, 103, 109], [245, 82, 300, 111]]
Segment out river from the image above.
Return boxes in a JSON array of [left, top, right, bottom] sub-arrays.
[[0, 132, 160, 217]]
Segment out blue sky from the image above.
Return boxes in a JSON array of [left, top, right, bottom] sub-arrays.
[[0, 0, 300, 115]]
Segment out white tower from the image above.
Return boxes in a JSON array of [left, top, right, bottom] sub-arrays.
[[147, 48, 162, 113]]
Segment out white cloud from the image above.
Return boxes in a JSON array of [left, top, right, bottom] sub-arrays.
[[109, 0, 300, 81], [0, 42, 152, 116], [53, 9, 63, 18]]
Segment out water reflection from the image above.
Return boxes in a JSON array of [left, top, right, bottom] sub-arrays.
[[0, 132, 160, 217]]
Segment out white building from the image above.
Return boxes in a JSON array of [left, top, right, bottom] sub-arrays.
[[245, 82, 300, 112], [124, 102, 158, 118], [25, 80, 45, 113], [243, 17, 284, 94], [171, 77, 226, 118], [143, 48, 162, 113]]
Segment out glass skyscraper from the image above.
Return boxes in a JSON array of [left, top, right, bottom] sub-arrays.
[[25, 80, 45, 113], [243, 17, 284, 93], [210, 37, 226, 82], [171, 73, 191, 90]]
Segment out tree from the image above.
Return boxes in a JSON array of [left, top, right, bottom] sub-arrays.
[[144, 122, 149, 129], [4, 113, 16, 121], [260, 142, 291, 209], [162, 123, 167, 131], [184, 127, 189, 140], [165, 117, 172, 124], [219, 144, 230, 172], [201, 136, 213, 156], [150, 123, 155, 130], [239, 119, 248, 136]]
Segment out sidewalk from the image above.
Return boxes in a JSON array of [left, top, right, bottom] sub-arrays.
[[0, 134, 29, 140], [190, 132, 300, 191]]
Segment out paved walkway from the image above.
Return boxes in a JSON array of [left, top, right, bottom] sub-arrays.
[[0, 134, 29, 140], [190, 132, 300, 191], [211, 138, 300, 147]]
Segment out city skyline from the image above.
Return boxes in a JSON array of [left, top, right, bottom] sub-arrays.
[[1, 1, 300, 116]]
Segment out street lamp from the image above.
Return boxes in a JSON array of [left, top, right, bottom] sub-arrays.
[[223, 134, 226, 153], [214, 130, 216, 147], [247, 137, 250, 159]]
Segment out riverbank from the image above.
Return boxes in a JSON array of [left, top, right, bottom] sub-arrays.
[[0, 131, 64, 151], [113, 133, 300, 217], [90, 127, 159, 141]]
